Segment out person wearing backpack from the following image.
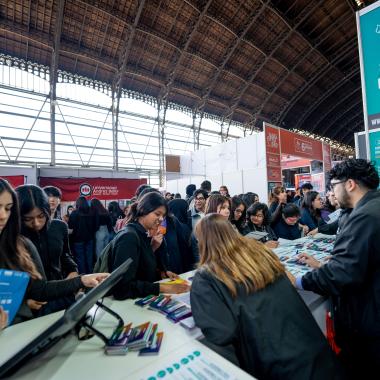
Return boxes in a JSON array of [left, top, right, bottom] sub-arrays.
[[109, 192, 190, 299]]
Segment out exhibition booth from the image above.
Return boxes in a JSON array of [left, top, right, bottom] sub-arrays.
[[166, 122, 332, 200]]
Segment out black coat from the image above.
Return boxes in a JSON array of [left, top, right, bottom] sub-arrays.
[[22, 220, 78, 280], [301, 190, 380, 362], [110, 222, 161, 300], [191, 269, 344, 380]]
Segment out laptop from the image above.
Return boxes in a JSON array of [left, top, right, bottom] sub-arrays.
[[0, 258, 132, 378]]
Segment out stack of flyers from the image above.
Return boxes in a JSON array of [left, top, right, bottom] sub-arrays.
[[179, 316, 196, 330], [166, 305, 192, 323], [105, 323, 132, 355], [127, 322, 154, 350], [139, 331, 164, 356], [148, 295, 172, 311], [159, 299, 185, 315], [134, 294, 157, 307]]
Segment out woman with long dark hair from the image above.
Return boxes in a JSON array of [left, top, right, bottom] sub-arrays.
[[190, 214, 343, 379], [0, 179, 108, 327], [16, 184, 79, 315], [68, 196, 96, 274], [90, 198, 113, 258], [300, 191, 326, 230], [230, 196, 247, 234], [109, 192, 190, 299], [246, 202, 278, 248], [268, 186, 287, 225]]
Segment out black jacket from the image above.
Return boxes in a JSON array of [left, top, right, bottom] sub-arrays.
[[110, 222, 161, 299], [317, 208, 352, 236], [191, 269, 343, 380], [22, 220, 78, 280], [302, 191, 380, 343]]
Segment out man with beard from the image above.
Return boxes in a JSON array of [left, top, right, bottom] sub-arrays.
[[291, 159, 380, 379]]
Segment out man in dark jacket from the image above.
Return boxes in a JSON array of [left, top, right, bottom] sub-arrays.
[[293, 159, 380, 378]]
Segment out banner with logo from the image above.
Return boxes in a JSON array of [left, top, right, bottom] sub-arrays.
[[357, 2, 380, 131], [39, 177, 147, 201], [0, 175, 25, 188], [279, 129, 323, 161], [264, 124, 282, 182]]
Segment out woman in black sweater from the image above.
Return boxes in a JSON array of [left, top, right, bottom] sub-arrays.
[[110, 192, 190, 299], [190, 214, 344, 380], [16, 184, 79, 315], [0, 179, 108, 327]]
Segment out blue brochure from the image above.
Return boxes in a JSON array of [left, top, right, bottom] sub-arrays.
[[0, 270, 30, 325]]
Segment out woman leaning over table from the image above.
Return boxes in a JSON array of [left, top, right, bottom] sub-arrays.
[[109, 191, 190, 300], [0, 179, 108, 328]]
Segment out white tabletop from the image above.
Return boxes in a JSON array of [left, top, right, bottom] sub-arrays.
[[0, 271, 256, 380]]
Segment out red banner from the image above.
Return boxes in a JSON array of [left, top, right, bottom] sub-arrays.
[[322, 142, 332, 172], [39, 177, 147, 201], [280, 129, 323, 161], [0, 175, 25, 189], [265, 124, 282, 182]]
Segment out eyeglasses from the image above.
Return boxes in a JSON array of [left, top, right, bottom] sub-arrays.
[[330, 180, 346, 190], [252, 214, 264, 219], [195, 197, 205, 201]]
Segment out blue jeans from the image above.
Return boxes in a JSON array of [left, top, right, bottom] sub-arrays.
[[74, 240, 94, 274], [95, 225, 109, 259]]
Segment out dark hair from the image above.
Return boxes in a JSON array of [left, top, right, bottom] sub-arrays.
[[301, 191, 321, 220], [269, 186, 286, 206], [185, 184, 196, 198], [90, 198, 108, 215], [301, 183, 313, 191], [107, 201, 123, 226], [205, 194, 231, 219], [135, 184, 151, 198], [193, 189, 208, 200], [138, 187, 160, 200], [200, 180, 211, 192], [126, 192, 168, 224], [0, 179, 41, 279], [76, 196, 90, 214], [231, 195, 247, 231], [43, 186, 62, 199], [174, 193, 181, 199], [65, 205, 74, 216], [282, 203, 301, 218], [246, 202, 271, 228], [16, 185, 50, 224], [329, 158, 379, 190], [241, 192, 258, 208]]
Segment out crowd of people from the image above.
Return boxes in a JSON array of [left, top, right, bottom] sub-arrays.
[[0, 158, 379, 379]]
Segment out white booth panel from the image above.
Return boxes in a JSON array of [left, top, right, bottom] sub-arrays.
[[242, 167, 268, 203], [237, 132, 266, 170], [207, 174, 223, 191], [219, 139, 238, 173], [222, 171, 243, 196], [190, 150, 206, 176], [180, 154, 192, 175], [204, 144, 222, 177]]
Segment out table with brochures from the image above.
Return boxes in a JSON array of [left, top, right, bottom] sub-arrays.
[[0, 252, 329, 380]]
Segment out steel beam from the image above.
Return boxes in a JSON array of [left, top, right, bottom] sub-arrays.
[[299, 68, 360, 133], [111, 0, 146, 170], [276, 36, 357, 126], [194, 1, 269, 115], [159, 0, 213, 105], [224, 0, 325, 128], [49, 0, 65, 166]]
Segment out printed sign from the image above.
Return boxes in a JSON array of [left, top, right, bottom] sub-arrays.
[[39, 177, 147, 201]]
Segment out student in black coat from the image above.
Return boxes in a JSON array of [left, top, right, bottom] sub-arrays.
[[0, 179, 108, 328], [16, 184, 79, 315], [16, 185, 78, 281], [190, 214, 344, 380], [109, 192, 190, 300]]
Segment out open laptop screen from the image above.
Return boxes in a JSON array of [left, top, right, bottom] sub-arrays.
[[0, 258, 132, 378]]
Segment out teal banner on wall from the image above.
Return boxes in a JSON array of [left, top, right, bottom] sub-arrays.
[[369, 131, 380, 178], [358, 2, 380, 130]]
